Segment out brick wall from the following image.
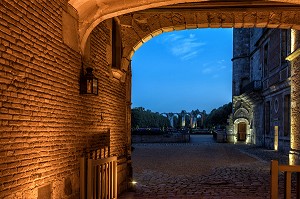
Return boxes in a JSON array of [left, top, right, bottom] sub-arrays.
[[290, 30, 300, 165], [2, 1, 300, 198], [89, 22, 130, 193], [0, 1, 129, 198]]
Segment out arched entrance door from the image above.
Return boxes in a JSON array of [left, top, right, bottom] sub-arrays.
[[237, 122, 247, 141]]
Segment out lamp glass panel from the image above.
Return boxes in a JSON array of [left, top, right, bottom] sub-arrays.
[[93, 79, 98, 95], [87, 79, 92, 93]]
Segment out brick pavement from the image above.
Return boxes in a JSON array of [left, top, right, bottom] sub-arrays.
[[120, 135, 293, 199]]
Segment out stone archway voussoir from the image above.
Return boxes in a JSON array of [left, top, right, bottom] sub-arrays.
[[120, 7, 300, 74]]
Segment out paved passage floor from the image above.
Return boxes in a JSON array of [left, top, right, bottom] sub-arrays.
[[120, 135, 291, 199]]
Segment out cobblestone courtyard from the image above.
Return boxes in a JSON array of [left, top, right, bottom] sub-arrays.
[[120, 135, 291, 199]]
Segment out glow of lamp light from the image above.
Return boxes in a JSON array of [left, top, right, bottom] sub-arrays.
[[291, 29, 296, 52], [131, 181, 137, 185]]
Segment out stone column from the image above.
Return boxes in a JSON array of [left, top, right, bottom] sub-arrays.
[[287, 29, 300, 165], [192, 117, 197, 128], [232, 28, 250, 96], [169, 116, 174, 128], [181, 115, 186, 127], [190, 116, 193, 128]]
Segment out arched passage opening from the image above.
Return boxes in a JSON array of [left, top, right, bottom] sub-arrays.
[[64, 1, 300, 171], [112, 8, 298, 197], [69, 0, 300, 53], [130, 27, 231, 129], [127, 24, 284, 198], [73, 3, 300, 193]]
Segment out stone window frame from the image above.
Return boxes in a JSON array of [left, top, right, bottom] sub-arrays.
[[111, 17, 126, 82], [262, 42, 269, 78], [112, 17, 122, 70]]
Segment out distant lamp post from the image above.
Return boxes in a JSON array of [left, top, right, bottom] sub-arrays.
[[80, 67, 98, 95]]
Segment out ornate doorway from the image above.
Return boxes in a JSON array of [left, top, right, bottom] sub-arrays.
[[238, 122, 247, 141]]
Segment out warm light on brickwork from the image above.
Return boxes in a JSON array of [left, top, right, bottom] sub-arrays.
[[2, 0, 300, 198], [291, 29, 297, 52], [0, 1, 129, 198], [287, 29, 300, 165]]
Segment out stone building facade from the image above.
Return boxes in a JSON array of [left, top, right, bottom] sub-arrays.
[[1, 0, 300, 198], [228, 28, 291, 154]]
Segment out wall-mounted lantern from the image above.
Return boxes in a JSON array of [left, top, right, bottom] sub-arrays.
[[80, 67, 98, 95]]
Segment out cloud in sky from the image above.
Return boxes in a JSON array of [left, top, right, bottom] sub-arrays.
[[201, 60, 228, 78], [202, 68, 212, 75], [160, 33, 206, 61]]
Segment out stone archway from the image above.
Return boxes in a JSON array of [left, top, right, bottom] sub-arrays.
[[111, 7, 300, 164], [70, 0, 300, 170], [117, 6, 300, 72], [68, 0, 300, 53], [2, 1, 300, 198]]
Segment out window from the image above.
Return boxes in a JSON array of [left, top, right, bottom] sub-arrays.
[[263, 43, 269, 77], [281, 29, 291, 63], [265, 101, 270, 135], [112, 18, 122, 69], [283, 94, 291, 136]]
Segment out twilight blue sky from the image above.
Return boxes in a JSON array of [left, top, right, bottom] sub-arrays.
[[131, 28, 233, 114]]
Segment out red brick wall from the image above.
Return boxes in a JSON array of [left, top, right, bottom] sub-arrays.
[[89, 22, 130, 193], [0, 1, 129, 198]]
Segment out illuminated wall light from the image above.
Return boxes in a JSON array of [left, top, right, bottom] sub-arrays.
[[80, 67, 98, 95], [130, 180, 138, 191], [245, 125, 250, 144], [274, 126, 278, 151], [289, 103, 296, 164], [290, 113, 295, 149], [233, 123, 237, 144], [131, 180, 137, 185], [289, 153, 295, 165]]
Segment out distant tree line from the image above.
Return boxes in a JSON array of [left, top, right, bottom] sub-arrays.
[[131, 107, 170, 129], [131, 102, 232, 130], [204, 102, 232, 129]]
